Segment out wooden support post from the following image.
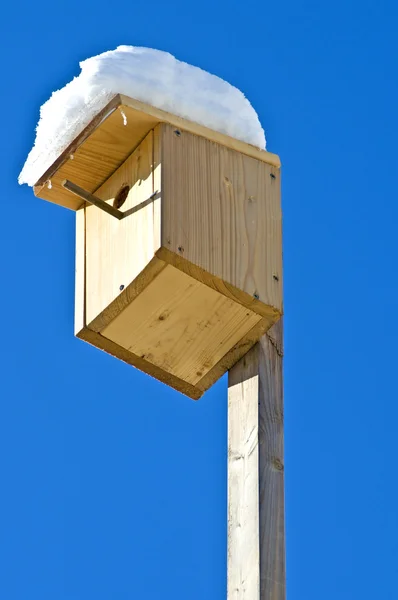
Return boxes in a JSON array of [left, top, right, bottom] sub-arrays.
[[228, 320, 285, 600]]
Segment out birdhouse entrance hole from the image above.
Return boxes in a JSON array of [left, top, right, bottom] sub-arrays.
[[113, 184, 130, 209]]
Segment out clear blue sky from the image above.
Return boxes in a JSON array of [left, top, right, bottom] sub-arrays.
[[2, 0, 398, 598]]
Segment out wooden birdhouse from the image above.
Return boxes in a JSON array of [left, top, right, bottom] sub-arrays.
[[33, 95, 282, 399]]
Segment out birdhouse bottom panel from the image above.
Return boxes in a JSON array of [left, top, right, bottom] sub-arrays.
[[76, 254, 278, 399], [100, 264, 261, 386]]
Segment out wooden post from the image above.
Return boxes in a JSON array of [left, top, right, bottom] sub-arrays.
[[228, 319, 285, 600]]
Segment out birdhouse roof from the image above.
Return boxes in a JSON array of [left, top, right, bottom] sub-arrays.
[[32, 95, 281, 211]]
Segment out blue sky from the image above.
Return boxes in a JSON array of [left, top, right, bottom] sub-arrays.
[[2, 0, 398, 598]]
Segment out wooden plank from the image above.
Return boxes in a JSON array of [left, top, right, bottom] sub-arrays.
[[83, 252, 278, 396], [87, 256, 167, 333], [34, 96, 159, 210], [74, 206, 85, 335], [228, 344, 260, 600], [85, 131, 158, 324], [228, 321, 285, 600], [35, 95, 122, 189], [120, 95, 281, 168], [156, 247, 280, 323], [160, 124, 282, 314], [101, 264, 261, 386], [77, 327, 202, 400], [195, 317, 272, 394], [34, 95, 280, 212], [259, 322, 285, 599], [152, 125, 162, 252]]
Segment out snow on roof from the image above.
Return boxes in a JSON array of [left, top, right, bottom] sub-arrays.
[[19, 46, 266, 187]]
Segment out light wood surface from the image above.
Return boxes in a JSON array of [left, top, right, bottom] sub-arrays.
[[120, 95, 280, 168], [160, 123, 282, 313], [259, 321, 285, 600], [228, 321, 285, 599], [101, 264, 261, 386], [85, 131, 157, 325], [34, 96, 159, 210], [77, 326, 202, 400], [74, 206, 85, 336], [34, 95, 280, 211], [228, 344, 260, 599], [156, 247, 280, 322]]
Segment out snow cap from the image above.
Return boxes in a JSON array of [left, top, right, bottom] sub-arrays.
[[19, 46, 266, 186]]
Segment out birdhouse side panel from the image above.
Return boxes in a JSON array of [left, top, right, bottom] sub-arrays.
[[100, 264, 262, 386], [159, 124, 282, 315]]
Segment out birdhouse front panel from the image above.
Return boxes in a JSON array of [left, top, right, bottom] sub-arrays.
[[84, 130, 160, 325], [38, 97, 282, 399]]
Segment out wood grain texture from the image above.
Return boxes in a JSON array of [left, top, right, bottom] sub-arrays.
[[258, 321, 285, 600], [85, 131, 158, 324], [160, 124, 282, 314], [152, 126, 162, 253], [34, 95, 280, 212], [195, 317, 272, 394], [101, 264, 261, 386], [74, 206, 85, 335], [156, 247, 280, 323], [228, 321, 285, 600], [228, 345, 260, 600], [87, 257, 167, 333], [77, 326, 202, 400], [84, 257, 278, 398], [120, 96, 280, 168]]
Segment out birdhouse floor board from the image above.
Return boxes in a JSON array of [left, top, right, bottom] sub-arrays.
[[100, 264, 262, 387], [72, 116, 282, 398], [77, 326, 202, 400]]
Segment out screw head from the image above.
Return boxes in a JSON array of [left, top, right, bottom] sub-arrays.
[[119, 284, 125, 291]]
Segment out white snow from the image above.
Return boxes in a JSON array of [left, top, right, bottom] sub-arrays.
[[19, 46, 266, 187]]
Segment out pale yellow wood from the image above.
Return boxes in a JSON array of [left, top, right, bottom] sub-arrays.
[[152, 125, 162, 252], [34, 97, 159, 211], [34, 95, 280, 212], [77, 326, 202, 400], [160, 123, 282, 314], [101, 264, 261, 386], [74, 206, 85, 335], [85, 131, 159, 325], [156, 247, 280, 322], [259, 322, 285, 600], [77, 250, 277, 397], [120, 95, 281, 168], [228, 322, 285, 600], [228, 345, 260, 600], [87, 257, 167, 334]]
